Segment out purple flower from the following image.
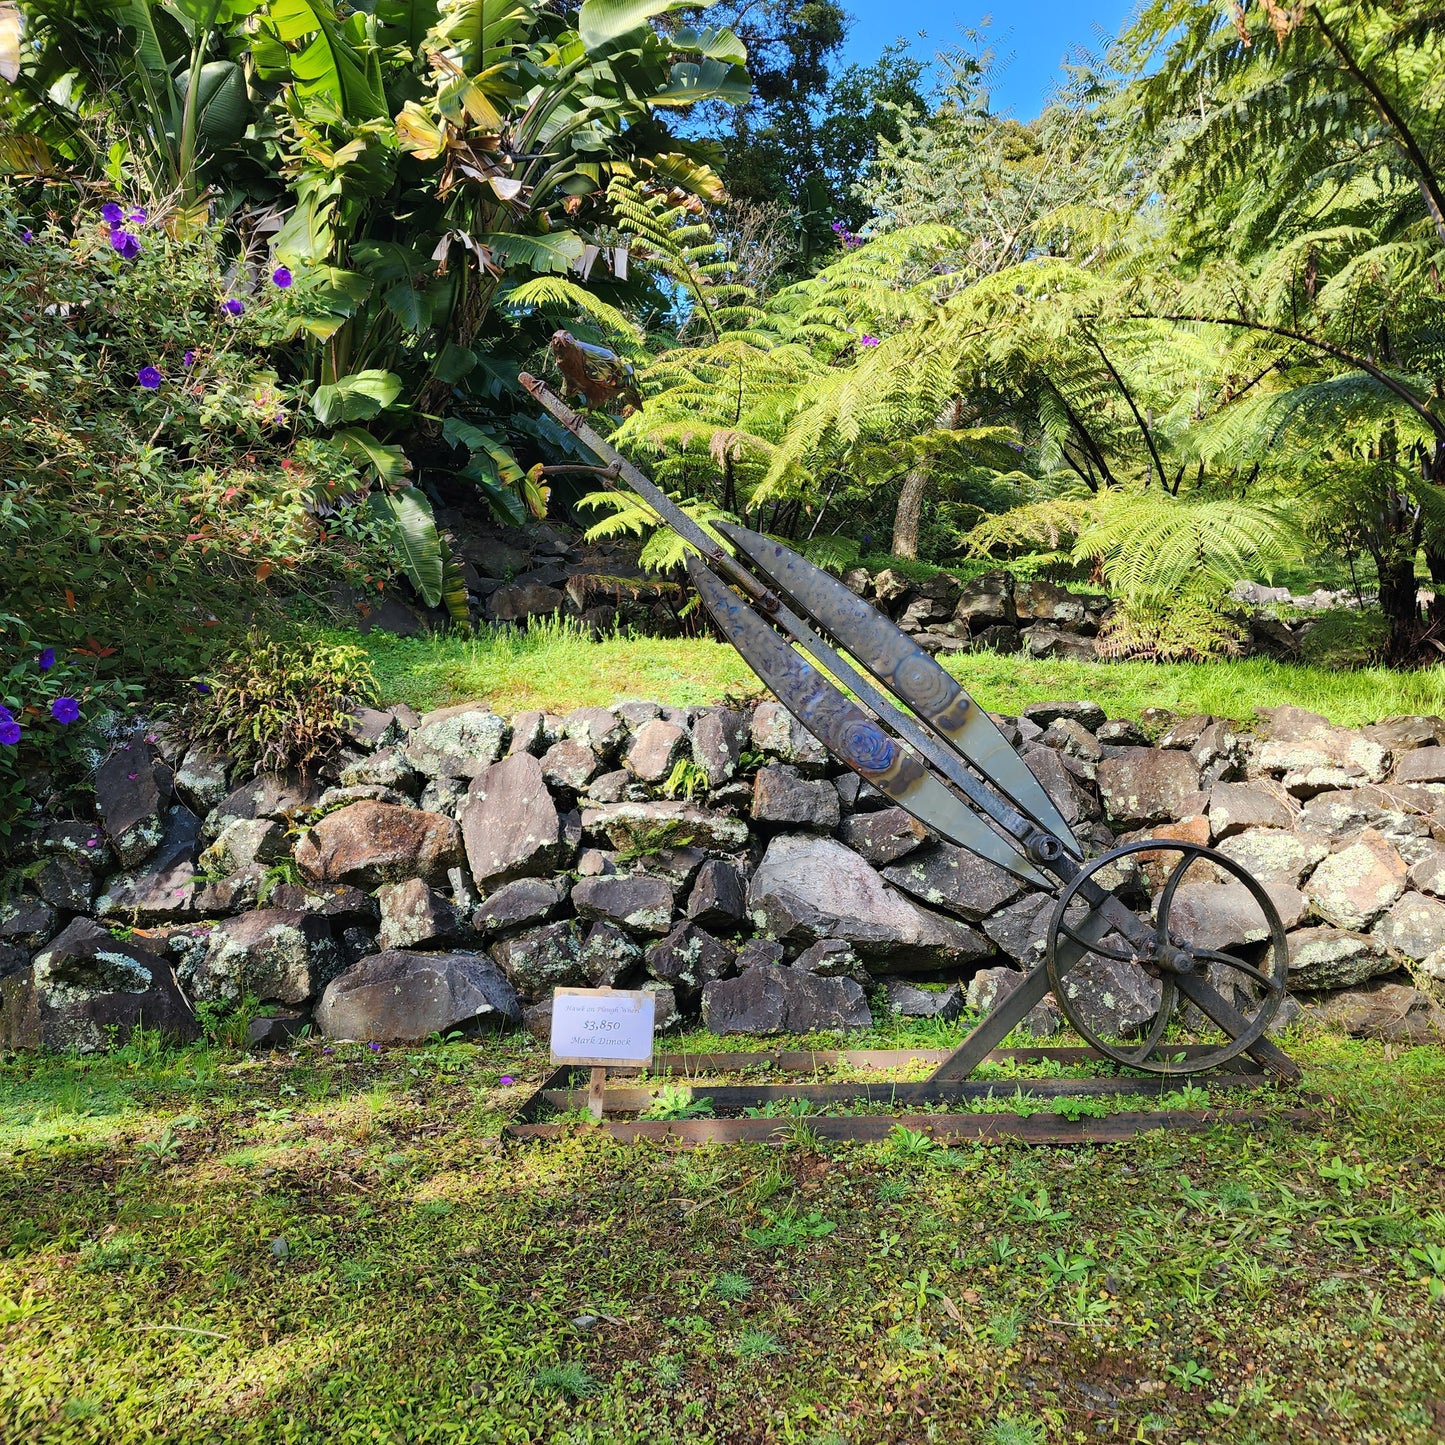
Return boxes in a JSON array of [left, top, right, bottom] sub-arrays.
[[101, 202, 124, 226], [0, 718, 19, 746], [368, 1042, 381, 1052], [272, 266, 293, 288], [860, 335, 880, 347], [222, 298, 245, 316], [193, 680, 211, 695], [183, 350, 196, 369], [138, 366, 162, 390], [128, 208, 147, 225], [21, 229, 33, 244], [110, 230, 141, 259], [85, 837, 99, 849], [37, 648, 55, 671], [499, 1075, 515, 1086], [323, 1047, 335, 1055], [50, 697, 80, 724]]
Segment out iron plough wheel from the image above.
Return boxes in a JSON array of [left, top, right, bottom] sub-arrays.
[[1043, 840, 1290, 1075]]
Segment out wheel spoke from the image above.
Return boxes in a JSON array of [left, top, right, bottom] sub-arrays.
[[1056, 923, 1138, 964], [1193, 949, 1282, 992], [1115, 983, 1176, 1065], [1154, 846, 1206, 942]]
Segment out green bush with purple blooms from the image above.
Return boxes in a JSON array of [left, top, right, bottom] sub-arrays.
[[0, 627, 140, 837], [0, 187, 396, 689]]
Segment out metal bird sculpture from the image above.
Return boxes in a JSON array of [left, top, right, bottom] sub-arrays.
[[549, 329, 641, 413]]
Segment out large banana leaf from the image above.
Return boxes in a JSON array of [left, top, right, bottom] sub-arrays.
[[174, 60, 250, 148], [577, 0, 704, 50], [672, 24, 746, 65], [312, 368, 403, 425], [373, 0, 439, 52], [649, 56, 749, 107], [480, 230, 586, 273], [262, 0, 388, 119], [369, 487, 444, 607], [335, 427, 410, 483]]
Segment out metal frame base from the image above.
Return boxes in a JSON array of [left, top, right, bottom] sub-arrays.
[[506, 1046, 1314, 1148]]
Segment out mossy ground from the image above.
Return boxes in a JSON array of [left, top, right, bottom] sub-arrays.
[[3, 1023, 1444, 1444], [335, 621, 1445, 727]]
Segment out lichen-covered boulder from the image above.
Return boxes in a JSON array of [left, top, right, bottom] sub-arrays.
[[747, 834, 990, 968], [881, 843, 1024, 922], [1305, 829, 1408, 930], [578, 801, 749, 853], [316, 950, 520, 1042], [1286, 927, 1393, 990], [1301, 978, 1445, 1043], [1207, 783, 1296, 839], [2, 918, 198, 1053], [198, 817, 286, 877], [749, 701, 829, 771], [578, 921, 642, 987], [881, 978, 963, 1021], [490, 921, 585, 995], [187, 909, 340, 1005], [95, 740, 167, 865], [461, 753, 565, 889], [403, 704, 506, 779], [94, 805, 204, 922], [1097, 747, 1201, 829], [751, 765, 840, 830], [691, 708, 746, 788], [966, 966, 1061, 1037], [295, 801, 463, 888], [685, 860, 747, 929], [1215, 828, 1328, 887], [1256, 718, 1390, 796], [701, 964, 870, 1036], [645, 921, 734, 1004], [571, 875, 675, 935], [563, 706, 626, 760], [624, 719, 689, 784], [838, 807, 928, 866], [377, 879, 465, 952], [473, 878, 564, 937], [1371, 890, 1445, 962]]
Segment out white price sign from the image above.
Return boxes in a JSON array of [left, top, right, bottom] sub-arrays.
[[549, 987, 656, 1067]]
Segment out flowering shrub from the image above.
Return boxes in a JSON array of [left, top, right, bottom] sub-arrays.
[[0, 188, 397, 690], [0, 633, 140, 836]]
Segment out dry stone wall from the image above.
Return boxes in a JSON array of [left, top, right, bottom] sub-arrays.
[[4, 696, 1445, 1052]]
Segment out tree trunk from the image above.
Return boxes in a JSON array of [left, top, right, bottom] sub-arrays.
[[1378, 558, 1422, 662], [891, 468, 926, 559]]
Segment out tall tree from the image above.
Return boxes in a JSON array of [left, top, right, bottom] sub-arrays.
[[1126, 0, 1445, 657]]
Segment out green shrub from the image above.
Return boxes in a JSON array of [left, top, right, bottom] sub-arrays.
[[1094, 597, 1246, 662], [0, 642, 139, 838], [0, 189, 392, 686], [177, 633, 378, 776], [1299, 609, 1388, 669]]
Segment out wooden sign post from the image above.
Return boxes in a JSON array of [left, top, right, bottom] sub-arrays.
[[549, 988, 656, 1120]]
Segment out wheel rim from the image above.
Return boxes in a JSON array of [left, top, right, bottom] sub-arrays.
[[1044, 839, 1289, 1074]]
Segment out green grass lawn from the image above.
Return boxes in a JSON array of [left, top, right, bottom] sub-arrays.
[[4, 1024, 1444, 1444], [333, 620, 1445, 727]]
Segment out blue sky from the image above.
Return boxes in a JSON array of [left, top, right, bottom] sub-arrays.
[[840, 1, 1139, 120]]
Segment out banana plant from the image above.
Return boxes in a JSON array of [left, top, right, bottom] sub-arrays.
[[1, 0, 261, 199], [257, 0, 749, 621]]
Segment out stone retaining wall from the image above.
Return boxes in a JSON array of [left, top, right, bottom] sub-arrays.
[[4, 696, 1444, 1052]]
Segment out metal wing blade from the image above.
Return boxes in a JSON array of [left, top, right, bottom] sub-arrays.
[[717, 523, 1080, 855], [689, 560, 1049, 886]]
